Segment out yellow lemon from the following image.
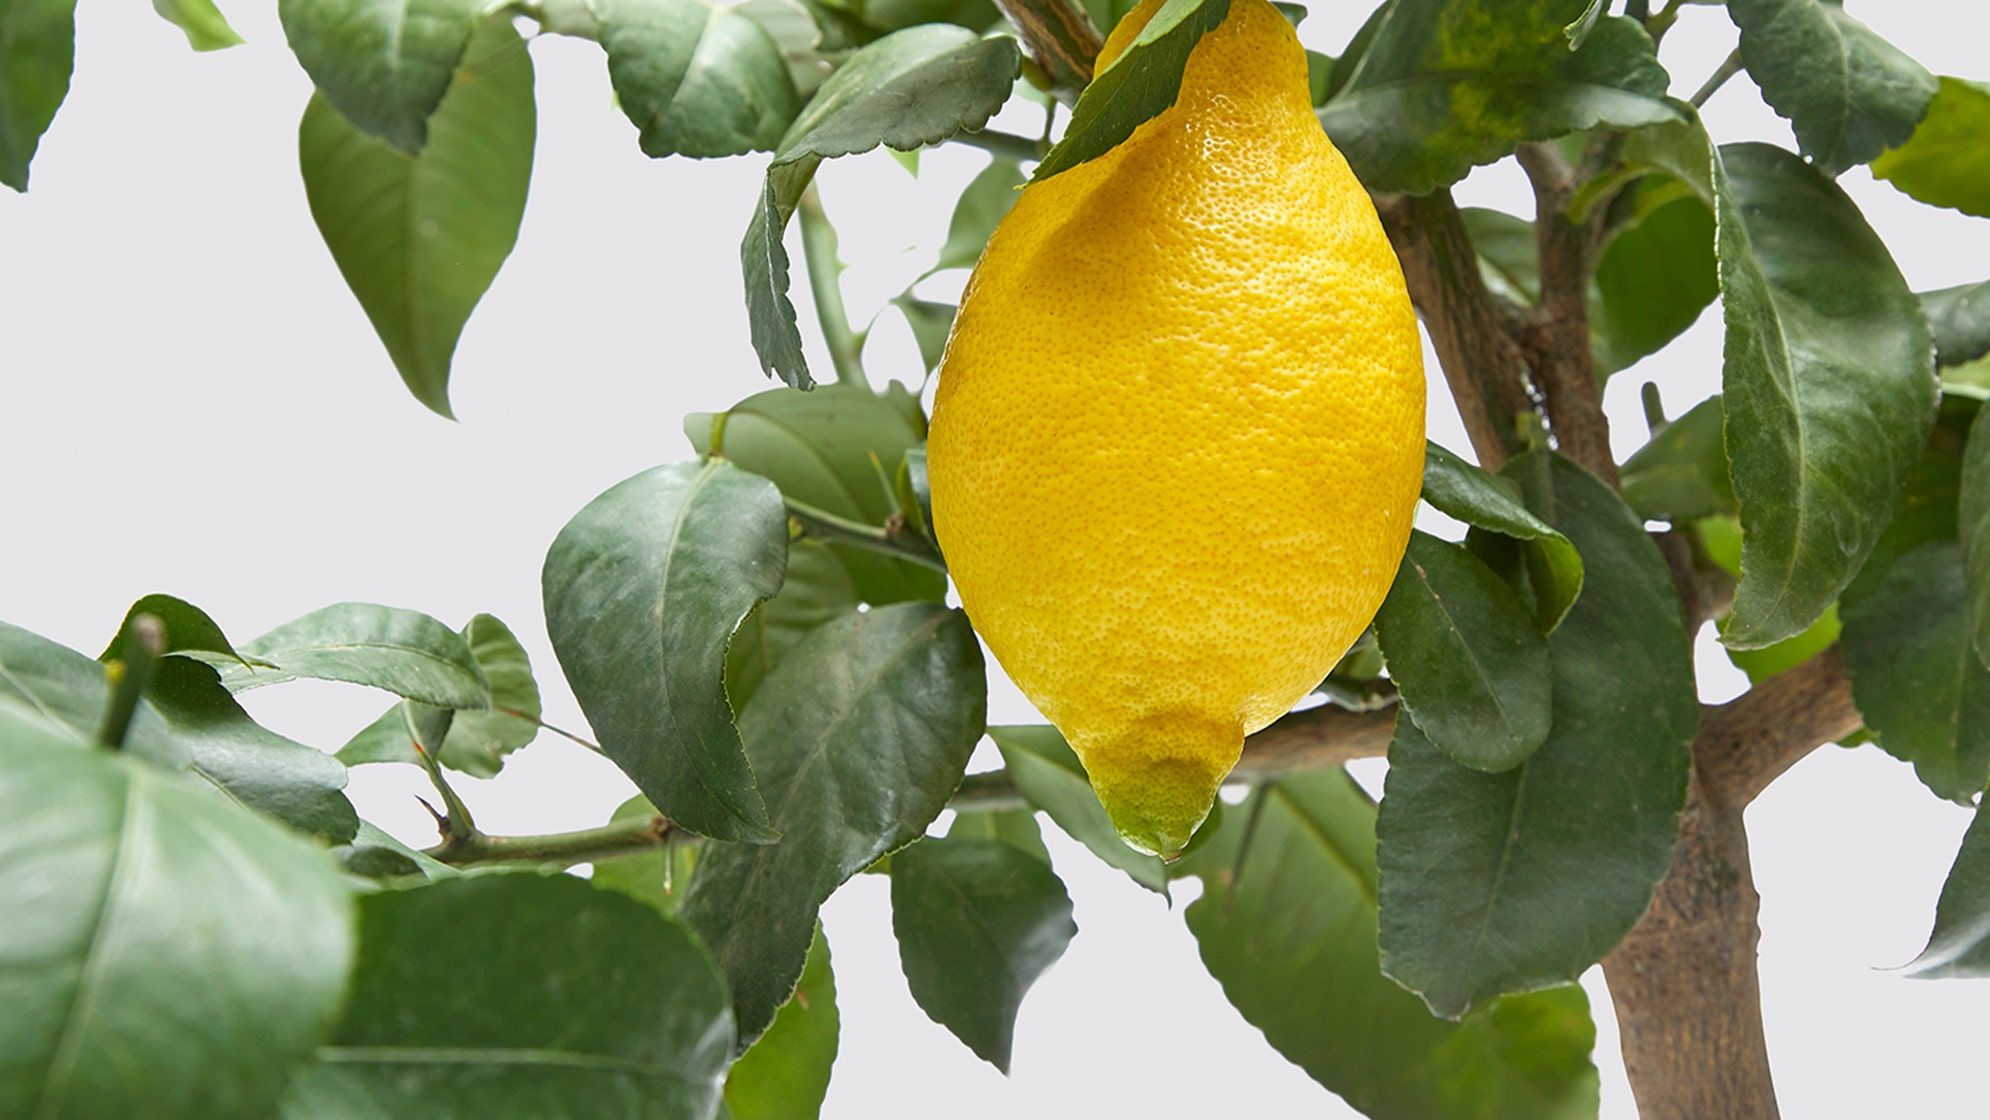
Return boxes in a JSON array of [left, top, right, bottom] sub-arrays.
[[926, 0, 1424, 857]]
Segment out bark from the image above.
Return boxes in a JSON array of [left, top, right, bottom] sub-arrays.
[[989, 0, 1102, 94]]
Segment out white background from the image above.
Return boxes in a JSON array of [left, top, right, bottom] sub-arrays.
[[5, 2, 1988, 1116]]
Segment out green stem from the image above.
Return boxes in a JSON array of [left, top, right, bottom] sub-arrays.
[[954, 129, 1044, 164], [432, 814, 675, 866], [786, 496, 948, 572], [407, 706, 477, 843], [798, 187, 868, 388], [98, 614, 166, 750], [501, 708, 603, 754], [1690, 48, 1743, 109]]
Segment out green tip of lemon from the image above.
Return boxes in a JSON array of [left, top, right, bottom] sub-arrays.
[[1090, 751, 1229, 861]]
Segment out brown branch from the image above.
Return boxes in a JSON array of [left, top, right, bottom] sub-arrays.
[[991, 0, 1103, 95], [1514, 143, 1619, 485], [1696, 647, 1858, 808]]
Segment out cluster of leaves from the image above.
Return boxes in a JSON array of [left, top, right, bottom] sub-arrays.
[[9, 0, 1990, 1117]]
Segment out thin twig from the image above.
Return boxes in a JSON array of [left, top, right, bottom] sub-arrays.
[[797, 187, 867, 387], [786, 497, 947, 572], [501, 707, 603, 754]]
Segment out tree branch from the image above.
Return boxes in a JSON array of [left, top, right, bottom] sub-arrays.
[[1515, 143, 1619, 485], [1696, 647, 1858, 808], [991, 0, 1102, 96], [785, 497, 947, 572]]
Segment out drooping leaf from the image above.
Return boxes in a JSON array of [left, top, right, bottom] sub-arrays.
[[1178, 769, 1600, 1120], [0, 710, 354, 1120], [1909, 796, 1990, 978], [1727, 0, 1936, 174], [1419, 441, 1584, 631], [0, 0, 76, 191], [988, 724, 1169, 893], [1924, 281, 1990, 371], [1378, 451, 1695, 1019], [742, 25, 1019, 387], [543, 460, 788, 843], [1032, 0, 1231, 181], [205, 602, 491, 708], [724, 927, 839, 1120], [299, 18, 535, 418], [1872, 77, 1990, 218], [595, 0, 800, 158], [931, 156, 1023, 273], [280, 873, 733, 1119], [153, 0, 243, 50], [890, 836, 1077, 1072], [338, 613, 541, 776], [278, 0, 491, 151], [1620, 395, 1734, 522], [1374, 531, 1552, 773], [1716, 141, 1937, 648], [1318, 0, 1676, 195], [681, 603, 985, 1046]]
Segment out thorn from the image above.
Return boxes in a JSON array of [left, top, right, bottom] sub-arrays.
[[415, 795, 450, 840]]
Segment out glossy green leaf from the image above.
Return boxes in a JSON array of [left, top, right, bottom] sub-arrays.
[[948, 804, 1051, 863], [988, 724, 1169, 893], [725, 542, 860, 710], [1032, 0, 1230, 181], [1964, 407, 1990, 669], [0, 0, 75, 191], [299, 18, 534, 418], [278, 0, 490, 151], [742, 25, 1018, 387], [338, 613, 541, 776], [596, 0, 799, 158], [208, 602, 490, 708], [1178, 769, 1599, 1119], [1378, 451, 1694, 1019], [0, 710, 354, 1120], [544, 460, 788, 843], [1925, 281, 1990, 371], [725, 927, 839, 1120], [931, 156, 1022, 273], [281, 872, 733, 1119], [1318, 1, 1676, 195], [682, 603, 985, 1046], [153, 0, 242, 50], [1728, 0, 1936, 174], [891, 836, 1077, 1072], [1872, 77, 1990, 217], [591, 795, 700, 912], [1591, 178, 1718, 375], [1374, 531, 1552, 773], [1620, 395, 1735, 522], [1420, 441, 1584, 631], [1717, 141, 1937, 648], [1910, 796, 1990, 978]]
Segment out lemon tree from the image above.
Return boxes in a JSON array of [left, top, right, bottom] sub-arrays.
[[4, 0, 1988, 1118]]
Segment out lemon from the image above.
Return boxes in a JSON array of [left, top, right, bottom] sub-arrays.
[[926, 0, 1425, 857]]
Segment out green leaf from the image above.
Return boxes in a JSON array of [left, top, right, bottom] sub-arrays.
[[591, 795, 700, 911], [596, 0, 800, 158], [1590, 178, 1718, 375], [101, 592, 253, 666], [892, 295, 956, 373], [1178, 770, 1600, 1120], [338, 613, 541, 777], [299, 18, 535, 418], [1032, 0, 1231, 181], [682, 603, 985, 1046], [280, 872, 733, 1119], [1872, 77, 1990, 217], [0, 710, 354, 1120], [1965, 407, 1990, 669], [1419, 441, 1584, 632], [724, 927, 839, 1120], [338, 819, 461, 880], [278, 0, 491, 151], [1716, 141, 1937, 649], [0, 620, 189, 768], [948, 804, 1051, 863], [1909, 796, 1990, 978], [1727, 0, 1936, 174], [1562, 0, 1602, 48], [1620, 395, 1735, 522], [742, 25, 1018, 388], [1374, 531, 1553, 773], [1318, 1, 1676, 195], [931, 156, 1023, 273], [543, 460, 788, 843], [1378, 451, 1695, 1019], [153, 0, 243, 50], [725, 541, 860, 710], [890, 836, 1077, 1072], [0, 0, 76, 191], [987, 724, 1169, 893], [207, 602, 491, 708], [1925, 281, 1990, 371]]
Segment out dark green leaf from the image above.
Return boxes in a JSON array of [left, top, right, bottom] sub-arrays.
[[278, 0, 490, 151], [988, 724, 1168, 893], [596, 0, 799, 158], [1374, 531, 1552, 773], [742, 25, 1018, 387], [339, 820, 460, 881], [1178, 770, 1599, 1119], [948, 804, 1051, 863], [544, 460, 788, 843], [280, 872, 733, 1119], [1716, 141, 1937, 648], [890, 836, 1077, 1072], [1924, 281, 1990, 371], [338, 613, 541, 776], [299, 18, 534, 418], [1909, 796, 1990, 978], [725, 541, 860, 710], [1620, 395, 1735, 522], [837, 0, 1000, 34], [1872, 77, 1990, 217], [1728, 0, 1936, 174], [724, 927, 839, 1120], [1318, 1, 1675, 195], [100, 593, 252, 665], [1965, 407, 1990, 669], [1591, 178, 1718, 374], [1032, 0, 1231, 181], [931, 156, 1022, 273], [1378, 451, 1694, 1019], [153, 0, 243, 50], [1420, 441, 1584, 631], [0, 0, 75, 191], [0, 710, 354, 1120], [208, 602, 491, 708], [682, 603, 985, 1046]]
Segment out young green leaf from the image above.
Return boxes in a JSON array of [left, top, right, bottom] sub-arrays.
[[741, 25, 1019, 388], [988, 724, 1169, 893], [1318, 0, 1677, 195], [1716, 141, 1937, 649], [1374, 531, 1553, 773], [280, 873, 733, 1119], [1178, 770, 1600, 1120], [595, 0, 800, 158], [0, 0, 76, 191], [0, 711, 353, 1120], [890, 836, 1078, 1073], [153, 0, 243, 51], [1620, 395, 1735, 522], [338, 613, 541, 777], [207, 602, 491, 708], [1924, 280, 1990, 371], [1909, 796, 1990, 978], [725, 927, 840, 1120], [1728, 0, 1936, 174], [1031, 0, 1231, 181], [299, 18, 535, 418], [681, 603, 986, 1047], [1378, 451, 1694, 1020], [543, 460, 789, 843], [278, 0, 491, 151], [1873, 77, 1990, 218], [1419, 441, 1584, 631]]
